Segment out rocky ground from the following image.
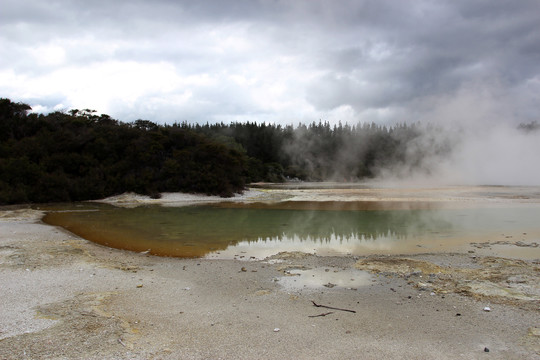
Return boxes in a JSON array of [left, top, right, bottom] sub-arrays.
[[1, 186, 539, 359]]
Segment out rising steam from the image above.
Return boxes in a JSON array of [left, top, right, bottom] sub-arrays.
[[284, 82, 540, 186], [388, 83, 540, 186]]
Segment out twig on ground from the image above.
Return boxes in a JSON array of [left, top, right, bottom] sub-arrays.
[[311, 301, 356, 313], [308, 311, 334, 318]]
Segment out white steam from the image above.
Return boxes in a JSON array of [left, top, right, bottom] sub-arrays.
[[379, 82, 540, 186]]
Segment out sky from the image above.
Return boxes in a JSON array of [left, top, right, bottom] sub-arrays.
[[1, 0, 540, 127]]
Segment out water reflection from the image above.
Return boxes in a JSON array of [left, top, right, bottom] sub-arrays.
[[278, 268, 373, 291], [42, 201, 540, 259]]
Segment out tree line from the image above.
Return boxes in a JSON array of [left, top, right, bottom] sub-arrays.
[[0, 98, 247, 204], [182, 120, 431, 181], [1, 97, 444, 204]]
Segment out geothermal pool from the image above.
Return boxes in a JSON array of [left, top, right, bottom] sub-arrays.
[[42, 199, 540, 259]]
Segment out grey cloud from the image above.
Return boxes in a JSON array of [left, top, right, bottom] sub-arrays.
[[2, 0, 540, 126], [302, 0, 540, 123]]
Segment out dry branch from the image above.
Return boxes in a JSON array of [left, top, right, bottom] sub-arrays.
[[311, 301, 356, 313], [308, 312, 334, 318]]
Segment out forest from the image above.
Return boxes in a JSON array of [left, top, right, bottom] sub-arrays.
[[0, 97, 465, 204]]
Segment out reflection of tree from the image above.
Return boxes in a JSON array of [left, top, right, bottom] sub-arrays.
[[44, 204, 455, 257], [227, 208, 454, 243]]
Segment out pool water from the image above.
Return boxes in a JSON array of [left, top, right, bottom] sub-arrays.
[[41, 201, 540, 259]]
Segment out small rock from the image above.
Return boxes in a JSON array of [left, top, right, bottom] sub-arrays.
[[484, 347, 490, 352], [417, 282, 430, 290], [506, 275, 527, 284], [529, 327, 540, 337], [273, 328, 280, 332], [323, 283, 336, 288], [136, 284, 143, 288], [483, 306, 491, 312], [254, 289, 271, 296], [241, 267, 247, 272]]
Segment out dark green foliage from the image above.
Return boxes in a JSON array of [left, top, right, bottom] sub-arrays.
[[0, 97, 453, 205], [0, 98, 248, 204], [182, 120, 428, 181]]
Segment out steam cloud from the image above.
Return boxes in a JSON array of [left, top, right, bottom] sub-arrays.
[[400, 83, 540, 186], [284, 82, 540, 186]]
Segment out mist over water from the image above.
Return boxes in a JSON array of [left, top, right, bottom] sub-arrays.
[[287, 82, 540, 187], [375, 122, 540, 186], [407, 83, 540, 186], [444, 124, 540, 186]]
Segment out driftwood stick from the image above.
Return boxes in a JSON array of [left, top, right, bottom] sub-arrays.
[[308, 311, 334, 318], [311, 300, 356, 313]]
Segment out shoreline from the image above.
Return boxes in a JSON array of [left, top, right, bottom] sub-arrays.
[[0, 206, 539, 359], [95, 184, 540, 206], [73, 186, 540, 261]]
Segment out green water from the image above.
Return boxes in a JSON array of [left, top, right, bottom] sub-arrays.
[[42, 201, 540, 259]]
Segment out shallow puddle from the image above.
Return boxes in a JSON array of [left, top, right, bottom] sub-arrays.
[[277, 267, 373, 291], [41, 201, 540, 259]]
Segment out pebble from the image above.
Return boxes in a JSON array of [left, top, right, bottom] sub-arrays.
[[483, 306, 491, 312], [273, 328, 280, 332]]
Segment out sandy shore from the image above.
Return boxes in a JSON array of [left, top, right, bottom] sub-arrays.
[[1, 186, 539, 359]]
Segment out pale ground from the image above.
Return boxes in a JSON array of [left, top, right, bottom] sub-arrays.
[[1, 185, 539, 359]]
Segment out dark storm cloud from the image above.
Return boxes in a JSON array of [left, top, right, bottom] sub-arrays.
[[1, 0, 539, 125], [304, 0, 540, 121]]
